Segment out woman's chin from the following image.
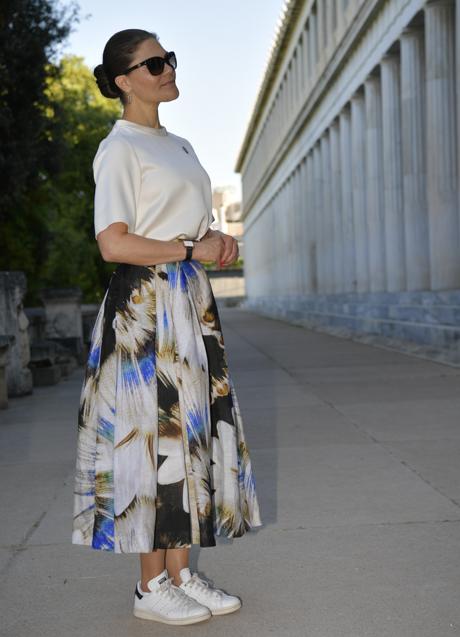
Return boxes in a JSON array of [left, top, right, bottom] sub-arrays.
[[164, 87, 179, 101]]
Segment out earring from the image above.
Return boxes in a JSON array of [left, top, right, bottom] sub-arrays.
[[126, 92, 132, 104]]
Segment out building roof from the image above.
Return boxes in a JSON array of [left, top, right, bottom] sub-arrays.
[[234, 0, 304, 172]]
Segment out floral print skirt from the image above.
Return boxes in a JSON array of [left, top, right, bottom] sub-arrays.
[[71, 258, 262, 553]]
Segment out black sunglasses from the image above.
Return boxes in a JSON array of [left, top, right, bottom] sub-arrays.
[[122, 51, 177, 76]]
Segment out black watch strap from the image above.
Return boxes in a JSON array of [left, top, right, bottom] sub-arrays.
[[183, 240, 194, 261]]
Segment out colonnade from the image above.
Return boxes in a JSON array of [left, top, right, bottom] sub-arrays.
[[242, 0, 460, 299]]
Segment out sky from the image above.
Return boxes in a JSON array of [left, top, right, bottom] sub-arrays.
[[59, 0, 285, 201]]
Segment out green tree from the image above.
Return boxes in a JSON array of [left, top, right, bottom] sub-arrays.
[[38, 54, 122, 302], [0, 0, 79, 300], [2, 47, 123, 303]]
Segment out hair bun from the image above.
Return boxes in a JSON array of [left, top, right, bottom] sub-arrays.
[[93, 63, 120, 99]]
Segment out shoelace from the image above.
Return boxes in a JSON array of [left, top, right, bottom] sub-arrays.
[[159, 576, 198, 606], [185, 573, 224, 599]]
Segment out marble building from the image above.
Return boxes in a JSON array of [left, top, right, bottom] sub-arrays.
[[235, 0, 460, 363]]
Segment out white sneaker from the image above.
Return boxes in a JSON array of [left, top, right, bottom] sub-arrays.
[[133, 568, 211, 625], [178, 567, 242, 616]]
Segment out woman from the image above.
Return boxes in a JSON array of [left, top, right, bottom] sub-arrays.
[[71, 28, 262, 626]]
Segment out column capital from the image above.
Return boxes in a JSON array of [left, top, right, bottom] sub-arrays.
[[425, 0, 455, 5], [400, 25, 424, 37], [364, 70, 381, 87], [351, 86, 365, 101], [381, 51, 400, 62]]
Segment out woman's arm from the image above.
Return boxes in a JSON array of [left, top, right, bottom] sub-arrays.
[[97, 222, 226, 266], [97, 222, 188, 266]]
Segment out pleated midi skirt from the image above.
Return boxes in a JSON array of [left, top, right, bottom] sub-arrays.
[[71, 258, 262, 553]]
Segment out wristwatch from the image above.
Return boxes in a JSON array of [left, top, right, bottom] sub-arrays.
[[182, 239, 195, 261]]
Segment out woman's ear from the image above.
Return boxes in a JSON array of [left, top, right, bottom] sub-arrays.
[[114, 73, 130, 94]]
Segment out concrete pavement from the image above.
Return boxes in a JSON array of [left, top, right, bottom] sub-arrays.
[[1, 306, 460, 637]]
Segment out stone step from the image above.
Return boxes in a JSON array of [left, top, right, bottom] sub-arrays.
[[301, 289, 460, 305], [295, 310, 460, 348], [297, 300, 460, 326], [243, 292, 460, 365]]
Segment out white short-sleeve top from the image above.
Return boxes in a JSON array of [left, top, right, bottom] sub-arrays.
[[93, 118, 215, 241]]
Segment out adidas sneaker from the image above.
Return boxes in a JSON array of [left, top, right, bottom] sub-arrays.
[[178, 567, 242, 616], [133, 568, 211, 625]]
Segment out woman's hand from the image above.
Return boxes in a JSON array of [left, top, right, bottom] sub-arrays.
[[192, 231, 225, 264], [217, 231, 239, 267], [193, 229, 239, 267]]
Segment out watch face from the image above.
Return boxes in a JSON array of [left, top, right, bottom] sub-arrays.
[[183, 240, 194, 246]]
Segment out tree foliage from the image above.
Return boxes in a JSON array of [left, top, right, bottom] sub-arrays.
[[38, 54, 122, 302], [0, 0, 78, 213], [0, 1, 122, 304]]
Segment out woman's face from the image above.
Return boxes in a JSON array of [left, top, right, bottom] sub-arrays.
[[115, 38, 179, 104]]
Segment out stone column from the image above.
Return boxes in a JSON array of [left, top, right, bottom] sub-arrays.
[[285, 182, 293, 294], [400, 26, 429, 290], [457, 0, 460, 236], [268, 201, 277, 296], [309, 11, 317, 86], [424, 0, 460, 289], [286, 63, 292, 120], [298, 32, 305, 98], [306, 152, 318, 293], [292, 173, 299, 293], [253, 216, 261, 297], [291, 60, 296, 116], [0, 337, 12, 408], [289, 175, 296, 293], [282, 178, 289, 293], [313, 142, 324, 292], [297, 42, 303, 105], [321, 131, 334, 293], [260, 206, 270, 296], [303, 25, 310, 92], [293, 57, 298, 113], [298, 165, 305, 295], [40, 287, 84, 362], [326, 0, 335, 51], [317, 1, 325, 67], [290, 167, 297, 295], [335, 0, 345, 33], [0, 272, 33, 397], [381, 53, 406, 291], [270, 191, 284, 294], [279, 82, 285, 140], [340, 105, 356, 292], [330, 119, 344, 293], [351, 90, 369, 292], [275, 95, 280, 143], [365, 73, 386, 292], [297, 158, 309, 294], [282, 179, 290, 294], [295, 160, 306, 294]]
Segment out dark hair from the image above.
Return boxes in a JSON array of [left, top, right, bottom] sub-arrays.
[[93, 29, 159, 104]]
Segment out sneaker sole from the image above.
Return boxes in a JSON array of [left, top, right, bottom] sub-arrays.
[[210, 600, 242, 616], [133, 608, 212, 625]]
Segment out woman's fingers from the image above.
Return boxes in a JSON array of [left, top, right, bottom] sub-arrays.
[[217, 236, 230, 263], [220, 238, 239, 266]]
